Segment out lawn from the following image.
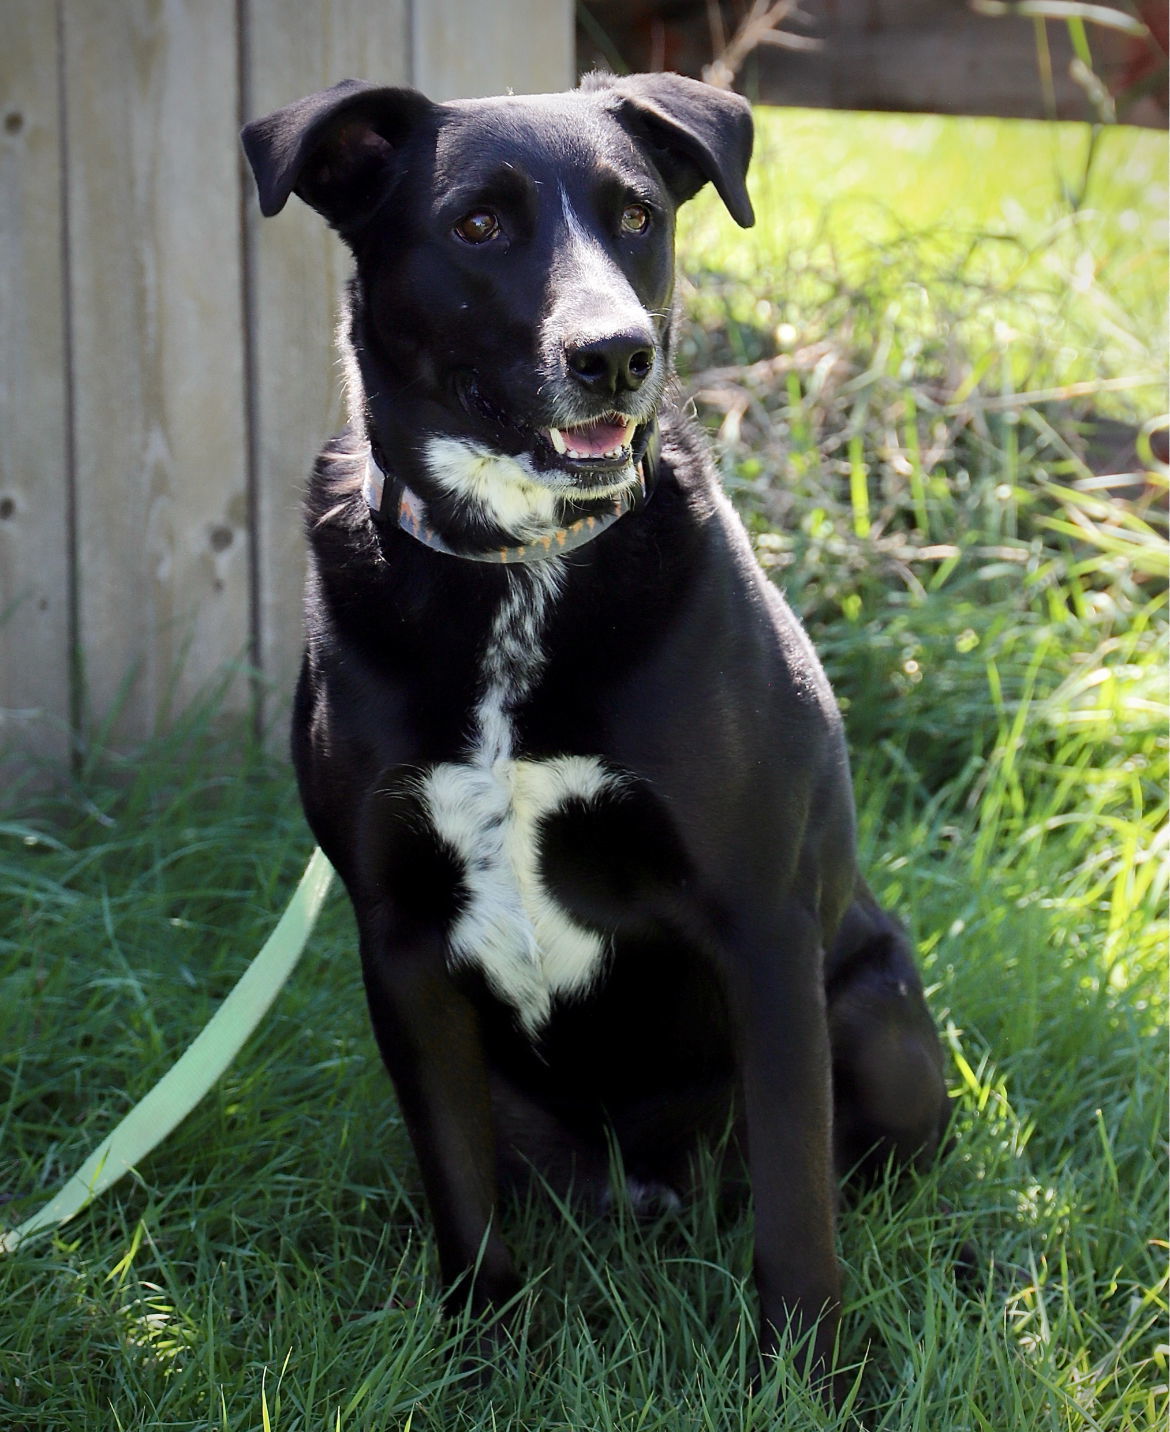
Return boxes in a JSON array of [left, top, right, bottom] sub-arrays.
[[1, 106, 1167, 1431]]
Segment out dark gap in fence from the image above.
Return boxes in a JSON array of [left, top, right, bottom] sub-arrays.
[[235, 0, 266, 741], [55, 0, 82, 767]]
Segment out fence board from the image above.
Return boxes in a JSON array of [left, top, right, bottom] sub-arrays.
[[412, 0, 574, 98], [243, 0, 410, 737], [0, 4, 72, 768], [2, 0, 574, 771], [62, 0, 249, 743]]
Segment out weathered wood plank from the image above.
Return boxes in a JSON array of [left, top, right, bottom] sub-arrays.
[[412, 0, 574, 99], [242, 0, 410, 737], [62, 0, 249, 744], [0, 3, 72, 773]]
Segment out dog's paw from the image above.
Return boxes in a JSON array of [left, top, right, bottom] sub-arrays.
[[601, 1176, 682, 1219]]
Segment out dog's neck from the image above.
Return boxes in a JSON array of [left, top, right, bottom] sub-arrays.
[[362, 429, 660, 564]]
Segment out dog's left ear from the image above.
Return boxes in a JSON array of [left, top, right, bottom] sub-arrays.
[[593, 72, 755, 229]]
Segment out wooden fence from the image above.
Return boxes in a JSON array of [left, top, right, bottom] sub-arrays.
[[1, 0, 573, 769]]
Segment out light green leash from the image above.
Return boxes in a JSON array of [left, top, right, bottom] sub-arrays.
[[1, 847, 335, 1254]]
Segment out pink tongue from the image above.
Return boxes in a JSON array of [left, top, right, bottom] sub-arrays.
[[565, 417, 629, 455]]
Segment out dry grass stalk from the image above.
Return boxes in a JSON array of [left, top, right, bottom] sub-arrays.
[[702, 0, 820, 90]]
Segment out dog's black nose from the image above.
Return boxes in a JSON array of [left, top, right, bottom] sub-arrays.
[[566, 331, 655, 397]]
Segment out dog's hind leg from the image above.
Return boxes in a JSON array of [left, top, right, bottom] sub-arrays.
[[490, 1079, 612, 1209], [826, 888, 951, 1183]]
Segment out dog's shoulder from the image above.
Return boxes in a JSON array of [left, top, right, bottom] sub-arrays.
[[304, 426, 370, 536], [654, 409, 791, 613]]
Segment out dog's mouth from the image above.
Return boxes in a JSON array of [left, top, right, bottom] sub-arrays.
[[456, 372, 650, 489], [545, 414, 638, 467]]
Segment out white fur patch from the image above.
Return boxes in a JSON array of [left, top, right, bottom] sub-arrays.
[[420, 565, 619, 1031], [558, 184, 626, 292], [424, 436, 560, 538], [426, 754, 620, 1030], [422, 434, 641, 533]]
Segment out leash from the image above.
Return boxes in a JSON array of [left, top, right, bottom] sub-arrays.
[[1, 847, 334, 1253]]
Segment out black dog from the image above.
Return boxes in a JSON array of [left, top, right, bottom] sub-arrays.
[[242, 71, 949, 1383]]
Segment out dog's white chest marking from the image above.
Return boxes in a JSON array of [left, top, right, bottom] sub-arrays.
[[421, 566, 618, 1031]]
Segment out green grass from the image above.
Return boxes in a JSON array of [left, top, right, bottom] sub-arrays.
[[1, 108, 1167, 1430]]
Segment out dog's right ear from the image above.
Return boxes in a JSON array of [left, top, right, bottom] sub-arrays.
[[241, 78, 436, 228]]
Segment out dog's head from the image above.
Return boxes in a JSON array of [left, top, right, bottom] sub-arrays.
[[243, 73, 754, 542]]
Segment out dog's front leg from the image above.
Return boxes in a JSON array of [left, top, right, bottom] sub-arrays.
[[732, 902, 841, 1387], [358, 916, 520, 1323]]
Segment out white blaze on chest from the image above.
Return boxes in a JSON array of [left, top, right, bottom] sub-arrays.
[[419, 566, 617, 1031]]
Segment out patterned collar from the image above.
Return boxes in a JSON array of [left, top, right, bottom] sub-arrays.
[[362, 434, 657, 564]]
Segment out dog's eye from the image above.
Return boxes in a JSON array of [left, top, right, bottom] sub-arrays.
[[620, 203, 651, 236], [453, 210, 501, 245]]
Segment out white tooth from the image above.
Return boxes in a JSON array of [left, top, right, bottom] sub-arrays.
[[548, 428, 567, 455], [621, 419, 637, 445]]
